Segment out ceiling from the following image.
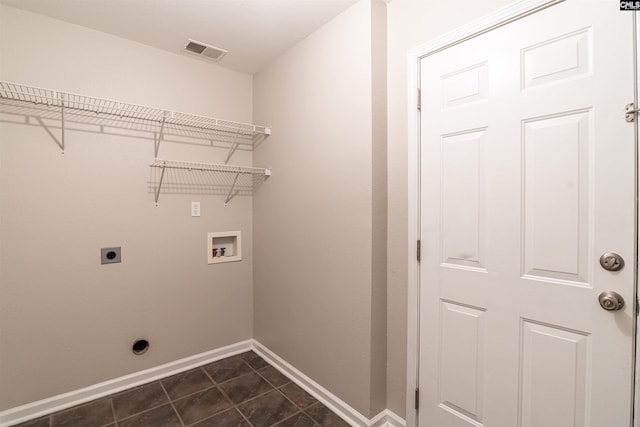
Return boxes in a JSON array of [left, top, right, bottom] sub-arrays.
[[0, 0, 360, 74]]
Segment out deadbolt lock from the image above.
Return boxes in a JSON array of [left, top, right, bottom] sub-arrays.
[[599, 252, 624, 272]]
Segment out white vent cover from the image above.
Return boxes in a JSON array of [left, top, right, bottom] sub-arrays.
[[184, 39, 228, 61]]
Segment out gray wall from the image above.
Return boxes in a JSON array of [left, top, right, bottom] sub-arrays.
[[370, 0, 388, 417], [0, 5, 255, 410], [252, 0, 387, 418]]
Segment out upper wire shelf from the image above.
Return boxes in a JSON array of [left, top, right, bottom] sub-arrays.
[[0, 81, 271, 156]]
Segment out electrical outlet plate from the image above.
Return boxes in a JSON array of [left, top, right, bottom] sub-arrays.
[[191, 201, 201, 217], [101, 247, 121, 264]]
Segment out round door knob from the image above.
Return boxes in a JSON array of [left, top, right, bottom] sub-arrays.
[[599, 291, 625, 311]]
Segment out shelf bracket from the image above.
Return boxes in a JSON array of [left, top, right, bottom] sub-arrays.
[[225, 131, 241, 164], [224, 172, 241, 206], [154, 161, 167, 206], [34, 117, 64, 152], [252, 127, 270, 146], [60, 92, 65, 154], [155, 114, 167, 159]]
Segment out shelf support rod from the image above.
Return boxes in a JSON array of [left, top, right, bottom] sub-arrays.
[[154, 162, 167, 206], [225, 172, 241, 205], [60, 92, 65, 154], [225, 131, 241, 164], [155, 114, 166, 159], [34, 117, 64, 152]]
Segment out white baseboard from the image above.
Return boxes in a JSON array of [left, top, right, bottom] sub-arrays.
[[382, 409, 408, 427], [0, 340, 252, 427], [251, 340, 406, 427], [0, 339, 407, 427], [370, 409, 406, 427]]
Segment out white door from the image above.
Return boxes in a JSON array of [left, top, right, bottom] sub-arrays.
[[418, 1, 636, 426]]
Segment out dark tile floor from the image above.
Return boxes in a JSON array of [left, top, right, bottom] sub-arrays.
[[14, 351, 350, 427]]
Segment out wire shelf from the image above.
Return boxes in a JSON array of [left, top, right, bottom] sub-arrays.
[[0, 81, 271, 140], [150, 159, 271, 175], [0, 81, 273, 205], [149, 160, 271, 205]]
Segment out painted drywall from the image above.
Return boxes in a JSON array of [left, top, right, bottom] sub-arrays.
[[0, 5, 255, 410], [385, 0, 515, 417], [369, 0, 388, 417], [252, 0, 387, 418]]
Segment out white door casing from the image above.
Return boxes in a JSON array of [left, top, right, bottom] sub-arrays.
[[407, 1, 637, 426]]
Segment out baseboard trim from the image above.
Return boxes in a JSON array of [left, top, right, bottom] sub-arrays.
[[251, 340, 406, 427], [370, 409, 406, 427], [380, 409, 407, 427], [0, 340, 252, 427], [0, 339, 407, 427]]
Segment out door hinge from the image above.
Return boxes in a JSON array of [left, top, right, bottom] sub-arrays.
[[417, 88, 421, 110], [625, 102, 639, 122], [417, 239, 421, 262], [415, 387, 420, 410]]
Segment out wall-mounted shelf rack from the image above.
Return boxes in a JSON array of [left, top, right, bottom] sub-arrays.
[[150, 160, 272, 206], [0, 81, 271, 158], [0, 81, 273, 206]]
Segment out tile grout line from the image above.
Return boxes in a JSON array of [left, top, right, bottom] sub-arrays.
[[200, 366, 256, 427], [214, 369, 255, 386], [165, 383, 218, 406], [262, 368, 322, 424], [111, 390, 175, 425], [240, 352, 324, 427], [159, 381, 186, 427], [109, 398, 118, 427], [111, 402, 172, 424], [229, 386, 275, 410], [300, 402, 324, 426], [48, 398, 118, 427], [270, 410, 314, 427], [256, 358, 341, 426], [178, 368, 231, 427], [255, 367, 293, 389], [203, 356, 278, 411], [273, 383, 322, 426], [243, 352, 321, 427], [236, 352, 287, 424]]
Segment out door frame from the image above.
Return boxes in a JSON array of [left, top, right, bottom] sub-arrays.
[[405, 1, 639, 426]]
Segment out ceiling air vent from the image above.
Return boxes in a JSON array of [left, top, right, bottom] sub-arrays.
[[184, 39, 228, 61]]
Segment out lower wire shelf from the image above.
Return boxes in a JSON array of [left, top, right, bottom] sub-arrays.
[[149, 159, 272, 206]]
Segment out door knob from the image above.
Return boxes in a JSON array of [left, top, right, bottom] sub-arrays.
[[598, 291, 625, 311]]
